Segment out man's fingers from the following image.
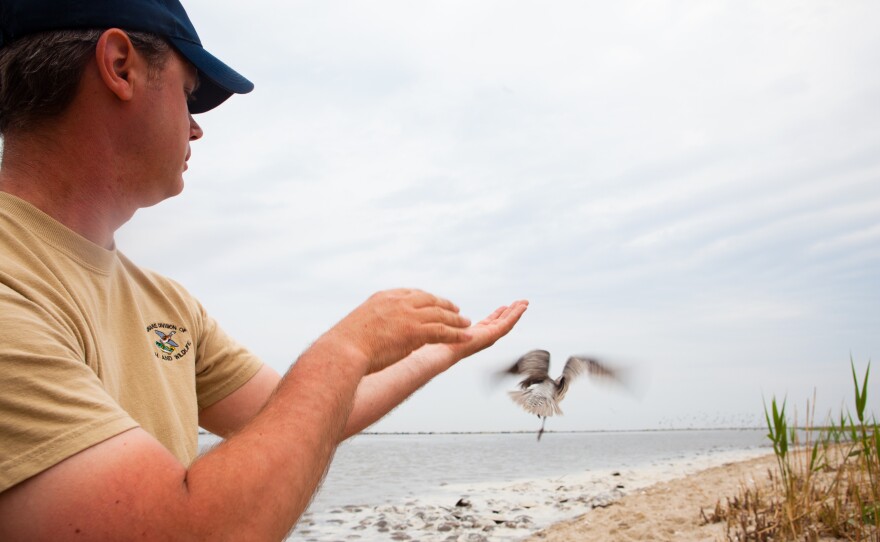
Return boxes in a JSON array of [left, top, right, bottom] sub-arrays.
[[478, 300, 529, 327], [499, 301, 528, 326], [410, 290, 460, 313], [504, 300, 529, 321], [425, 322, 473, 344], [346, 290, 526, 373], [481, 305, 508, 323], [418, 305, 471, 329]]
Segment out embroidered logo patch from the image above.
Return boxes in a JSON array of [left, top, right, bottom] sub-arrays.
[[146, 322, 192, 361], [154, 330, 178, 353]]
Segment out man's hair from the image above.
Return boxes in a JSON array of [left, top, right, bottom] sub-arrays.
[[0, 29, 170, 135]]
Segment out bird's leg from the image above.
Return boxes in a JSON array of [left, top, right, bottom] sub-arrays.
[[537, 416, 547, 441]]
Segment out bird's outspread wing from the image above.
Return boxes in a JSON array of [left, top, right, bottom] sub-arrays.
[[562, 356, 619, 382], [554, 355, 618, 400], [506, 349, 552, 389]]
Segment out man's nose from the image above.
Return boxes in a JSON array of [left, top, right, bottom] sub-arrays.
[[190, 115, 204, 141]]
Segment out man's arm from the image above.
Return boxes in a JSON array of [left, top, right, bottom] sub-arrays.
[[342, 300, 528, 438], [0, 289, 474, 541], [198, 364, 282, 438], [199, 300, 529, 440]]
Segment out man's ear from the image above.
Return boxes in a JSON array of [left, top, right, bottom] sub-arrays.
[[94, 29, 142, 103]]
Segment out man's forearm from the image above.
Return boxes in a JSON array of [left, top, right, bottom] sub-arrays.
[[185, 336, 368, 539], [342, 344, 454, 439], [203, 345, 455, 444]]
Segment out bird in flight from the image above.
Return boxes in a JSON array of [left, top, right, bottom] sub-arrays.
[[503, 349, 623, 440]]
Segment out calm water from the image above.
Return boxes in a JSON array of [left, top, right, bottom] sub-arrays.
[[199, 429, 770, 512]]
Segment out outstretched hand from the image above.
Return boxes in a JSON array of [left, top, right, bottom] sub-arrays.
[[443, 300, 529, 361], [335, 298, 528, 438]]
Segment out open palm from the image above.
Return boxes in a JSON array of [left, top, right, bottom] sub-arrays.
[[444, 300, 529, 360]]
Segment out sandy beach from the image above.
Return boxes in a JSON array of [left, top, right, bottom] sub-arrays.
[[526, 452, 778, 542], [291, 446, 776, 541]]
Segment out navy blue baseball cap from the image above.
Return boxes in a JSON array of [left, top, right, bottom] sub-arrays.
[[0, 0, 254, 113]]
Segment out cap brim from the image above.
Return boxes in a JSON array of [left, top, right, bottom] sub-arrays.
[[170, 38, 254, 114]]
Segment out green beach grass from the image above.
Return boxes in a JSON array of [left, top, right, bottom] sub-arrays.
[[704, 360, 878, 541]]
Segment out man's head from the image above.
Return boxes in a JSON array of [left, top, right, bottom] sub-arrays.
[[0, 0, 253, 134], [0, 29, 171, 134]]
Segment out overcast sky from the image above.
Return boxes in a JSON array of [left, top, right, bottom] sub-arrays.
[[117, 0, 880, 433]]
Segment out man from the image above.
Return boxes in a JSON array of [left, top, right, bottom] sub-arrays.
[[0, 1, 528, 539]]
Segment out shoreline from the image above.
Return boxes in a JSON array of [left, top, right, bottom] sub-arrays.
[[290, 447, 774, 541], [525, 452, 778, 542]]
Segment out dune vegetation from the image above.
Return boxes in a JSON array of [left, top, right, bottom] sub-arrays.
[[703, 360, 878, 541]]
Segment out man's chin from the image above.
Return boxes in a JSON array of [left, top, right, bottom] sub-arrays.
[[142, 179, 185, 209]]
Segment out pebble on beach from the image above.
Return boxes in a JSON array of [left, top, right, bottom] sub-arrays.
[[294, 475, 628, 541]]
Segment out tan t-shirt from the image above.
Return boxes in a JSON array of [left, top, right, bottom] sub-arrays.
[[0, 193, 264, 491]]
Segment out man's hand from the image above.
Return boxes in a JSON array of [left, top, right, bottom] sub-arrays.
[[443, 299, 529, 361], [325, 289, 473, 374], [340, 299, 529, 438]]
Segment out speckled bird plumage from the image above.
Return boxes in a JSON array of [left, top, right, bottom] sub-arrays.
[[504, 349, 620, 440]]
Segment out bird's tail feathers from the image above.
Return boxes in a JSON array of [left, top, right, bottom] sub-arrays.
[[508, 390, 563, 417]]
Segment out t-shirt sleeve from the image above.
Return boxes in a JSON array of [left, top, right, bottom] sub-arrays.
[[0, 289, 138, 492], [192, 302, 264, 410]]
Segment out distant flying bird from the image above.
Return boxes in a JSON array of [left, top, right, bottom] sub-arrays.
[[503, 349, 623, 441]]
